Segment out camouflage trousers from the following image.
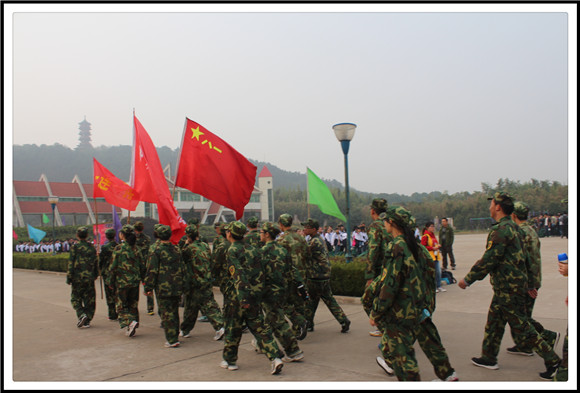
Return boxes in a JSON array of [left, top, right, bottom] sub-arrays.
[[283, 286, 308, 335], [382, 323, 421, 381], [509, 293, 557, 351], [222, 297, 282, 364], [70, 281, 96, 322], [102, 276, 117, 320], [306, 279, 348, 327], [261, 297, 300, 355], [116, 286, 140, 329], [415, 318, 454, 380], [144, 282, 155, 312], [180, 284, 224, 334], [554, 328, 568, 381], [158, 296, 181, 345], [481, 292, 560, 367]]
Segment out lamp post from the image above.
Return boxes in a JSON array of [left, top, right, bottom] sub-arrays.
[[332, 123, 357, 263], [48, 196, 59, 255]]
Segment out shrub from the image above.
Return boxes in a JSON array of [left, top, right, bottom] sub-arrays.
[[329, 256, 366, 297], [13, 253, 68, 272]]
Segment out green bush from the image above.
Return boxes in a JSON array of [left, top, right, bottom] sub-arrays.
[[13, 253, 68, 272], [329, 256, 366, 297]]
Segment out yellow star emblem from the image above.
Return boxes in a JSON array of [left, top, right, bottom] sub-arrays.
[[190, 126, 204, 141]]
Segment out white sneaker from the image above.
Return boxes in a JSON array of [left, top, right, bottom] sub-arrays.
[[369, 329, 382, 337], [436, 288, 442, 293], [214, 327, 225, 341], [164, 341, 180, 348], [282, 350, 304, 363], [180, 330, 191, 338], [439, 287, 447, 292], [220, 360, 238, 370], [271, 358, 283, 375], [128, 320, 139, 337], [432, 371, 459, 381], [376, 356, 394, 376]]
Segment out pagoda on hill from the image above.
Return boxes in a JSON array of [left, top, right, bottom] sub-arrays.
[[76, 116, 93, 150]]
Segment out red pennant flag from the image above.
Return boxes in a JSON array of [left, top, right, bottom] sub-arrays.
[[93, 158, 141, 211], [175, 118, 257, 220], [130, 115, 186, 244], [93, 223, 114, 246]]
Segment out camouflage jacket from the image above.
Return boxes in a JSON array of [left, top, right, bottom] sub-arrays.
[[211, 236, 229, 288], [144, 241, 185, 297], [417, 244, 437, 315], [135, 232, 151, 261], [261, 240, 294, 301], [370, 235, 427, 326], [110, 242, 144, 289], [67, 240, 98, 284], [244, 230, 263, 248], [99, 240, 118, 275], [464, 216, 528, 293], [306, 235, 331, 280], [365, 219, 393, 280], [519, 221, 542, 289], [181, 239, 213, 289], [225, 240, 264, 306], [277, 229, 309, 280]]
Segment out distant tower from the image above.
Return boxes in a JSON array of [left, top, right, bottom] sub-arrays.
[[77, 116, 93, 149], [258, 166, 274, 221]]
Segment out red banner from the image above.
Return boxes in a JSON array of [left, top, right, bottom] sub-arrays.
[[93, 158, 140, 211]]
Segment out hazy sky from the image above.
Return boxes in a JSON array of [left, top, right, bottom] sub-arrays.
[[6, 3, 576, 196]]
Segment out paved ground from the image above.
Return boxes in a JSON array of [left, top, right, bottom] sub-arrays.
[[5, 233, 575, 389]]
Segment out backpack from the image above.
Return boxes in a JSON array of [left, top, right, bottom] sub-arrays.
[[441, 270, 457, 284]]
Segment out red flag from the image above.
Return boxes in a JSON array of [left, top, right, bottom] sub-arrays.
[[175, 118, 257, 220], [130, 115, 186, 244], [13, 230, 18, 241], [93, 223, 114, 246], [93, 158, 141, 211]]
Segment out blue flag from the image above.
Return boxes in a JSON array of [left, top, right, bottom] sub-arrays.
[[112, 206, 122, 242], [27, 224, 47, 244]]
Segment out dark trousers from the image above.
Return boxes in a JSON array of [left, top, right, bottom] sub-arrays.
[[441, 246, 455, 269]]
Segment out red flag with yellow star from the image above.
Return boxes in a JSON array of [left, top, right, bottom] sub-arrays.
[[93, 158, 140, 211], [175, 118, 257, 220]]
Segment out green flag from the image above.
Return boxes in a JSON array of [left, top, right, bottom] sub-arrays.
[[42, 213, 50, 224], [307, 167, 346, 222]]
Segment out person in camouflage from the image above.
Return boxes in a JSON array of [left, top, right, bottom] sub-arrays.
[[109, 225, 144, 337], [221, 221, 284, 375], [277, 213, 309, 339], [244, 216, 263, 248], [458, 192, 561, 380], [507, 201, 559, 355], [302, 218, 351, 334], [143, 225, 185, 348], [134, 221, 155, 315], [369, 206, 428, 381], [438, 218, 456, 270], [99, 228, 118, 321], [257, 222, 304, 363], [67, 226, 98, 328], [211, 223, 229, 298], [179, 225, 225, 341]]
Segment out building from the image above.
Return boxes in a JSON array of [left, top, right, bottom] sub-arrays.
[[13, 165, 274, 227]]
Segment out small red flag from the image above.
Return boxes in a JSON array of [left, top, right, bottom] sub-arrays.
[[93, 158, 141, 211], [131, 116, 186, 244], [175, 119, 257, 220]]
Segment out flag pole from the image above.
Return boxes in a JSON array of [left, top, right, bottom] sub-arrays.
[[93, 198, 104, 300], [306, 167, 310, 219], [172, 117, 188, 201]]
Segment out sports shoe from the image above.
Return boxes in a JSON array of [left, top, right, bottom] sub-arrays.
[[147, 310, 154, 316], [432, 371, 459, 381], [369, 329, 382, 337], [220, 360, 239, 371], [341, 319, 351, 333], [539, 364, 559, 380], [180, 330, 191, 338], [271, 358, 284, 375], [471, 357, 499, 370], [214, 327, 225, 341], [506, 346, 533, 356], [436, 288, 442, 293], [297, 322, 308, 341], [128, 321, 139, 337], [282, 350, 304, 363], [451, 266, 456, 270], [439, 287, 447, 292], [77, 314, 88, 328], [307, 321, 314, 332], [198, 315, 209, 322], [80, 323, 90, 329], [376, 356, 394, 376], [164, 341, 180, 348], [107, 317, 118, 322]]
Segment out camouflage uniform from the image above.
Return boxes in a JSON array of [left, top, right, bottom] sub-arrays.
[[110, 234, 144, 330], [99, 229, 118, 320], [438, 222, 455, 269], [135, 222, 154, 314], [67, 227, 98, 326], [144, 225, 185, 346], [244, 216, 263, 248], [211, 225, 229, 296], [463, 193, 560, 370], [365, 198, 392, 282], [180, 226, 224, 335], [302, 219, 350, 332], [222, 221, 282, 367]]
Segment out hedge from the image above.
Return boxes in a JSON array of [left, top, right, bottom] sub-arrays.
[[13, 253, 69, 272]]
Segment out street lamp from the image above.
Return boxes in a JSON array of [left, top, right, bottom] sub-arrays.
[[48, 196, 59, 255], [332, 122, 356, 263]]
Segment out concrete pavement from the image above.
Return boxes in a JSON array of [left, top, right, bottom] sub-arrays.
[[5, 234, 574, 389]]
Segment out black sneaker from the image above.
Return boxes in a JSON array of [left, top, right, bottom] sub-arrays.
[[506, 346, 534, 356], [307, 321, 314, 332], [341, 319, 351, 333], [539, 364, 559, 380], [77, 314, 88, 328], [297, 322, 308, 341], [471, 357, 499, 370]]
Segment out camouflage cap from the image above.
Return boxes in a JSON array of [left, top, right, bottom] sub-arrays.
[[185, 224, 199, 238], [278, 213, 293, 227], [247, 217, 259, 228], [380, 206, 415, 229], [187, 218, 200, 226], [133, 221, 144, 231], [302, 218, 320, 229], [214, 222, 222, 228], [487, 191, 514, 206], [370, 198, 388, 213], [76, 226, 89, 237], [227, 221, 247, 237], [513, 201, 530, 219], [154, 224, 172, 240], [121, 224, 134, 235], [105, 228, 116, 237], [261, 222, 280, 237]]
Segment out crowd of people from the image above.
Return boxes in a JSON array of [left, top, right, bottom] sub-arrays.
[[61, 191, 567, 381], [529, 212, 568, 238], [14, 239, 75, 254]]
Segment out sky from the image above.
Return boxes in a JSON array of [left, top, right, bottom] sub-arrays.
[[5, 3, 576, 197]]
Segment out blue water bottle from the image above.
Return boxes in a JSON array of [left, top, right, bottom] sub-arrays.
[[558, 253, 568, 264]]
